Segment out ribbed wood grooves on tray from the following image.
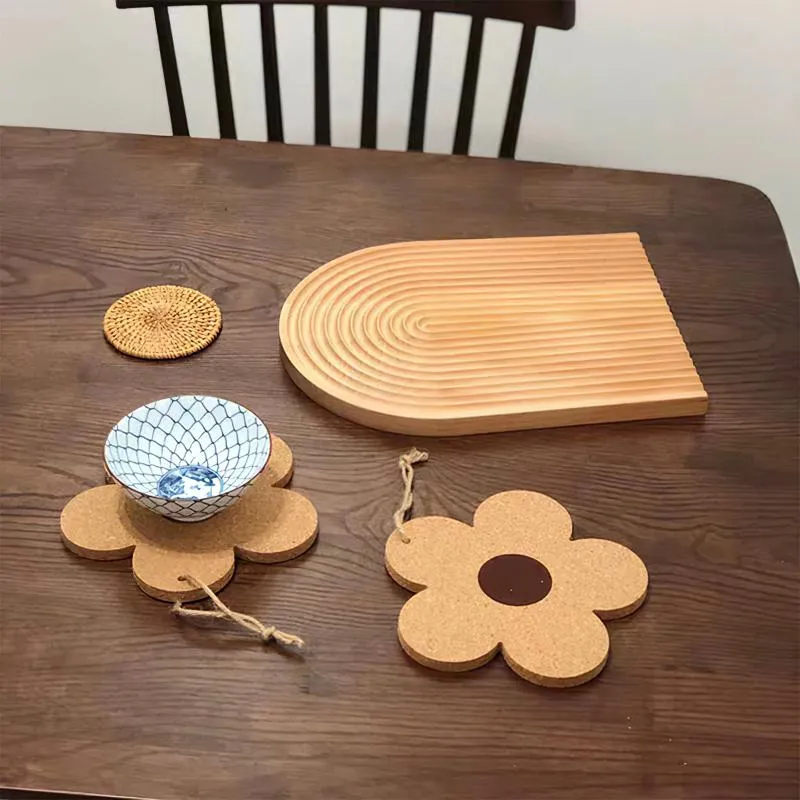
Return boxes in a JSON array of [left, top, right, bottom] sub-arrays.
[[279, 233, 707, 435]]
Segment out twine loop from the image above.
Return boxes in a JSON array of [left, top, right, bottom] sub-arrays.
[[393, 448, 429, 543], [171, 447, 430, 649], [172, 574, 304, 649]]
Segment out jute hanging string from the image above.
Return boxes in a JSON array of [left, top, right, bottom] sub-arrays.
[[393, 448, 429, 543], [172, 574, 304, 649], [171, 449, 429, 645]]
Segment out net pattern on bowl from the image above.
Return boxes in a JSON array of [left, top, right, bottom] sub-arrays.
[[105, 396, 269, 497]]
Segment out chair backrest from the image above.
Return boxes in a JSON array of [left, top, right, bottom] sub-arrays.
[[117, 0, 575, 158]]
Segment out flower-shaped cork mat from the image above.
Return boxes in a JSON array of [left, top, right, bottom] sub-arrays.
[[280, 233, 707, 435], [61, 437, 317, 601], [103, 285, 222, 359], [385, 490, 648, 687]]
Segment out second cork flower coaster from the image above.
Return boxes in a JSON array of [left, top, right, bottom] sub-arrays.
[[385, 487, 648, 687]]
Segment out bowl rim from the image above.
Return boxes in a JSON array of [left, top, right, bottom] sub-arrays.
[[104, 394, 273, 502]]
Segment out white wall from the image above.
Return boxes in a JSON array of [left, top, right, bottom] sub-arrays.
[[2, 0, 798, 270]]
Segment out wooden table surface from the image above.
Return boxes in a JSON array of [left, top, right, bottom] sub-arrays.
[[1, 127, 797, 800]]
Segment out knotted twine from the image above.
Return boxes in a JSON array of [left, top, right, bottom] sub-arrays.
[[393, 448, 429, 543], [172, 448, 428, 646], [172, 574, 304, 649]]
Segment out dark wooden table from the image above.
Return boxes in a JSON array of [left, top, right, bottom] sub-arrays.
[[1, 127, 798, 800]]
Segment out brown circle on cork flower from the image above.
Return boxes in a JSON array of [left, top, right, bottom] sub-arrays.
[[478, 554, 552, 606]]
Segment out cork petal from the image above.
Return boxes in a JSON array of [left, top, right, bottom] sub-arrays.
[[397, 587, 500, 672], [264, 435, 294, 488], [385, 517, 474, 592], [557, 539, 648, 620], [132, 542, 235, 602], [501, 605, 610, 687], [60, 485, 137, 560], [472, 491, 573, 553], [234, 487, 318, 563]]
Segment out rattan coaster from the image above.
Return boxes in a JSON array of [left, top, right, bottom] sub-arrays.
[[103, 285, 222, 359]]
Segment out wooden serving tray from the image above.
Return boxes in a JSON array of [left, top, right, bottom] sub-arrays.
[[279, 233, 707, 436]]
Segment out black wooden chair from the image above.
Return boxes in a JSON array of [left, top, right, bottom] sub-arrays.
[[116, 0, 575, 158]]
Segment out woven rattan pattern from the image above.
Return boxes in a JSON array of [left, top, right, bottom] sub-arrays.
[[103, 285, 221, 359]]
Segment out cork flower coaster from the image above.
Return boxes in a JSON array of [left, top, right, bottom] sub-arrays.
[[103, 285, 222, 359], [385, 490, 647, 687], [61, 437, 317, 602]]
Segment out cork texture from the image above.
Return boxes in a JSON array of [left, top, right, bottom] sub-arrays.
[[385, 490, 647, 687], [62, 437, 317, 601]]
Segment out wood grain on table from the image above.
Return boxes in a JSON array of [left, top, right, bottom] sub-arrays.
[[1, 127, 797, 800]]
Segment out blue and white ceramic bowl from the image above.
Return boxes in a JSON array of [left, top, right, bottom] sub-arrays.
[[105, 396, 271, 522]]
